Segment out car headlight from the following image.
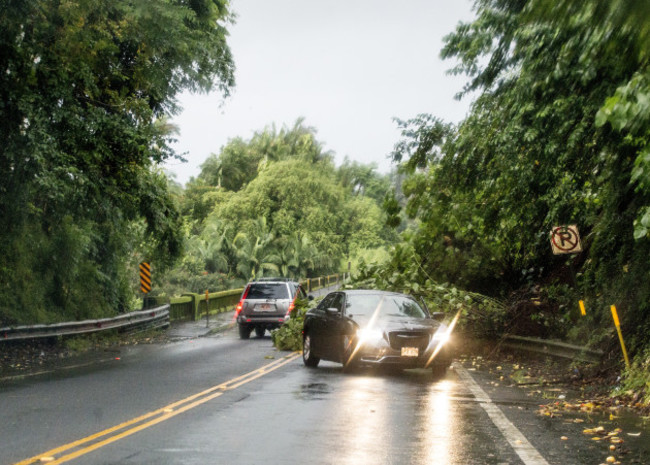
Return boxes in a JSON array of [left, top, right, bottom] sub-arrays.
[[357, 328, 384, 344], [432, 330, 450, 346]]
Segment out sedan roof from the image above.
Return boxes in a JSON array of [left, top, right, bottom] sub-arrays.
[[338, 289, 409, 297]]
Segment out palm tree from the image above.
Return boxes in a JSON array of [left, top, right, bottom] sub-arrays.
[[232, 218, 280, 279], [233, 234, 280, 279], [283, 233, 332, 278], [276, 240, 299, 278], [187, 237, 229, 274], [186, 218, 234, 274]]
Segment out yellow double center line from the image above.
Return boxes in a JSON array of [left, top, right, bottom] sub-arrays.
[[14, 352, 301, 465]]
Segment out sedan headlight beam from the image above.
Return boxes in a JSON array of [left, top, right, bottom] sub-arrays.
[[425, 308, 461, 368]]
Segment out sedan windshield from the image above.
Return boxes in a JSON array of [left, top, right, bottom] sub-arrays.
[[346, 294, 428, 319]]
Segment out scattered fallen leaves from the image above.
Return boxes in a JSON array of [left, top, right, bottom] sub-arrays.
[[538, 399, 625, 419], [583, 426, 605, 435], [580, 426, 625, 445]]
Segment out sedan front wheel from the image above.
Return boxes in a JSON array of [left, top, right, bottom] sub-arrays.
[[302, 333, 320, 368], [341, 335, 359, 372], [431, 363, 447, 378]]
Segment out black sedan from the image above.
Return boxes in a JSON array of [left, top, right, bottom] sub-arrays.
[[302, 290, 452, 376]]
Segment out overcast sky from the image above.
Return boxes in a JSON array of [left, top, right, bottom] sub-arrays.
[[165, 0, 477, 185]]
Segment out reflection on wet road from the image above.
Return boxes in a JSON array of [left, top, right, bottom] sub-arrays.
[[422, 379, 453, 464], [333, 375, 456, 465], [4, 330, 649, 464], [296, 364, 522, 465]]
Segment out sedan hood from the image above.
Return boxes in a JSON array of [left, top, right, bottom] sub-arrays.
[[351, 315, 444, 333]]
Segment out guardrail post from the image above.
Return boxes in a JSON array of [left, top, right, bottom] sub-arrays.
[[142, 296, 157, 310], [205, 290, 210, 327], [181, 293, 201, 321]]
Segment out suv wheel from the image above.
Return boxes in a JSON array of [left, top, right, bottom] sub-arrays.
[[238, 324, 252, 340], [302, 333, 320, 367]]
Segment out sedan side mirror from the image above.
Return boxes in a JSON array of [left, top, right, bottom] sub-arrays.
[[326, 307, 341, 317], [431, 312, 445, 322]]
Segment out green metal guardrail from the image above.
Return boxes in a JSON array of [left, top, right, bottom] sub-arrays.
[[155, 273, 350, 322], [500, 334, 604, 363], [0, 274, 351, 341], [1, 305, 170, 342]]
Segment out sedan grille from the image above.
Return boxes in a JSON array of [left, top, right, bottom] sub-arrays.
[[387, 331, 430, 351]]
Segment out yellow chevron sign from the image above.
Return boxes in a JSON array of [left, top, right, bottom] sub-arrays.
[[139, 262, 152, 294]]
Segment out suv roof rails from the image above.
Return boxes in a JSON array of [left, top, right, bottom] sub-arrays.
[[252, 277, 296, 282]]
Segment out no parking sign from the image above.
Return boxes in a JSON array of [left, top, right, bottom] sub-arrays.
[[550, 225, 583, 255]]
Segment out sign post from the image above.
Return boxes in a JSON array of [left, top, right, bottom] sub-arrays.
[[139, 262, 151, 294], [550, 225, 584, 318]]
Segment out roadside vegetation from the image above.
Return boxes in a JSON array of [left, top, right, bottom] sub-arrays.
[[162, 119, 397, 296], [361, 0, 650, 400], [3, 0, 650, 403], [0, 1, 396, 327], [270, 298, 312, 351], [0, 0, 235, 325]]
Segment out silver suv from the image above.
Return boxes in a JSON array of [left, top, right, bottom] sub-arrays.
[[235, 278, 307, 339]]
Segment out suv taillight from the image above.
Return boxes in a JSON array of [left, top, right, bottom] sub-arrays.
[[285, 294, 298, 320], [235, 285, 250, 317]]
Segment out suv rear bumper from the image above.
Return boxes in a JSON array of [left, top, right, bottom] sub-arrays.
[[237, 315, 289, 325]]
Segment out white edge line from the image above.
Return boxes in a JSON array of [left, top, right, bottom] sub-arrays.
[[454, 362, 551, 465]]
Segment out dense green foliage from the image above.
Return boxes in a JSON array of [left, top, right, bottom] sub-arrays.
[[0, 0, 234, 324], [161, 121, 396, 294], [7, 0, 650, 402], [271, 298, 312, 351], [366, 0, 650, 361]]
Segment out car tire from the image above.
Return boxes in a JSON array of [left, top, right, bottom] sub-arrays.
[[341, 335, 359, 372], [431, 363, 447, 378], [255, 327, 265, 338], [302, 333, 320, 368], [238, 324, 252, 340]]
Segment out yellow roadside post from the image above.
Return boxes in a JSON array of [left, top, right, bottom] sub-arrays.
[[610, 305, 630, 369], [579, 300, 586, 316]]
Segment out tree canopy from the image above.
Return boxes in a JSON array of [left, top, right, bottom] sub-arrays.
[[0, 0, 234, 324], [166, 121, 396, 291], [368, 0, 650, 354]]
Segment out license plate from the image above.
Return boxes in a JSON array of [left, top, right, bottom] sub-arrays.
[[401, 347, 419, 357], [255, 304, 273, 311]]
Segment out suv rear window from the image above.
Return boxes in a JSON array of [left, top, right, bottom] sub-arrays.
[[246, 283, 290, 300]]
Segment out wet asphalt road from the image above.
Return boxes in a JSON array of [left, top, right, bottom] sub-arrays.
[[2, 326, 649, 464]]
